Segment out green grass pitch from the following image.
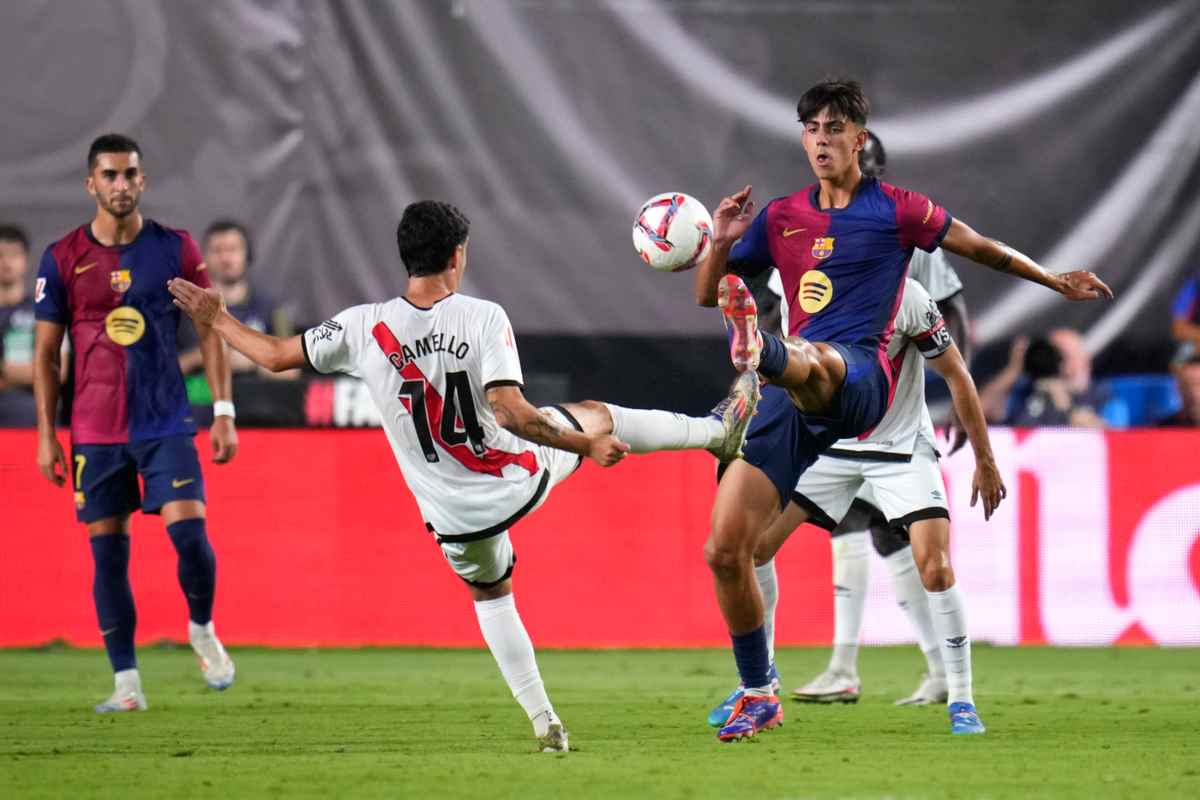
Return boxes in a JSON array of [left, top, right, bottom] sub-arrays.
[[1, 646, 1198, 799]]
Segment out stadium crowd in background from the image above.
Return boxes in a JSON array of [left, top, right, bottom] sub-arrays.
[[978, 329, 1106, 428], [178, 219, 298, 382], [1157, 355, 1200, 428]]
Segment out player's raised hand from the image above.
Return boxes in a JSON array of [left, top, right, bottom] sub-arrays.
[[167, 278, 226, 326], [970, 458, 1007, 521], [588, 434, 631, 467], [210, 415, 239, 464], [36, 433, 69, 488], [712, 185, 756, 246], [1056, 270, 1114, 301]]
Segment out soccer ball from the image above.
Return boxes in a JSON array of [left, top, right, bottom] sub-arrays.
[[632, 192, 713, 273]]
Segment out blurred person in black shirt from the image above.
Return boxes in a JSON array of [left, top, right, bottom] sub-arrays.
[[1007, 336, 1106, 428], [1156, 356, 1200, 427], [178, 220, 298, 380], [0, 224, 37, 425]]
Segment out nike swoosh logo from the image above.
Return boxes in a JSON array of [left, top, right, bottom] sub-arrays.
[[781, 228, 806, 238], [100, 626, 118, 636], [75, 262, 98, 275], [172, 478, 195, 488]]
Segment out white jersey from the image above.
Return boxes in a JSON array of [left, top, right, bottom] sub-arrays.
[[825, 279, 952, 459], [302, 293, 548, 536], [906, 247, 963, 303]]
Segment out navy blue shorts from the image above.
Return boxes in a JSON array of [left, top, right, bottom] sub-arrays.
[[738, 342, 890, 508], [70, 435, 206, 523]]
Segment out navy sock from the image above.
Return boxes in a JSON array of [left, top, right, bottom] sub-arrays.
[[757, 333, 789, 380], [90, 534, 137, 672], [730, 625, 771, 690], [167, 519, 217, 625]]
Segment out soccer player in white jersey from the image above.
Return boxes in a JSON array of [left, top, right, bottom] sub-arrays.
[[707, 278, 1005, 735], [168, 200, 759, 753]]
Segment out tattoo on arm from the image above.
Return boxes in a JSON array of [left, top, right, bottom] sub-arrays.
[[989, 239, 1013, 272], [489, 399, 573, 448]]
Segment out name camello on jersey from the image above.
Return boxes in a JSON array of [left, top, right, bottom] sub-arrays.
[[382, 330, 472, 370]]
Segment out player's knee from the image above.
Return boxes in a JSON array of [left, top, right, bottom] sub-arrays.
[[917, 554, 954, 592], [704, 536, 752, 578], [468, 579, 513, 602], [565, 400, 613, 434]]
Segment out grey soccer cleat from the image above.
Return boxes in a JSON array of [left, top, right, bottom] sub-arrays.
[[537, 722, 569, 753], [708, 371, 761, 463], [894, 673, 948, 706]]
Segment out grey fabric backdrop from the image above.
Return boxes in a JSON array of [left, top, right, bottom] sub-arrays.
[[2, 0, 1198, 352]]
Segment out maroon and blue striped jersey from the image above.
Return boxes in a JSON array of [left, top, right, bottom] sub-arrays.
[[730, 177, 951, 363], [34, 220, 210, 444]]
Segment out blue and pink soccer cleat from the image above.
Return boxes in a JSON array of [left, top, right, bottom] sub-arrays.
[[716, 693, 784, 743], [707, 663, 781, 727], [949, 702, 987, 735]]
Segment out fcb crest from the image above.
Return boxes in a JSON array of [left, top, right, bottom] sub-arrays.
[[811, 237, 835, 260], [110, 269, 132, 294]]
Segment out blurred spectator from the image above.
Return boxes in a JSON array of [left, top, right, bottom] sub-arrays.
[[1156, 356, 1200, 427], [980, 329, 1106, 427], [1170, 272, 1200, 363], [0, 224, 37, 426], [179, 219, 298, 380]]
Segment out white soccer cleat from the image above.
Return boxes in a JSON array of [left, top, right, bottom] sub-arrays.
[[537, 721, 569, 753], [94, 685, 148, 713], [189, 621, 236, 690], [894, 673, 948, 706], [791, 670, 861, 704]]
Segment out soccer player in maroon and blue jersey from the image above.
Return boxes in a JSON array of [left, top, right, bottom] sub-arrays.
[[32, 134, 239, 712], [695, 80, 1112, 741]]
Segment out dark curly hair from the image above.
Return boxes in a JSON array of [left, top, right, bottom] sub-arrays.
[[396, 201, 470, 277], [797, 79, 870, 126]]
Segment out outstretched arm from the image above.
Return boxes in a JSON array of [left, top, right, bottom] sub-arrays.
[[694, 185, 755, 307], [168, 278, 305, 372], [940, 218, 1113, 301], [486, 385, 629, 467], [927, 342, 1007, 520]]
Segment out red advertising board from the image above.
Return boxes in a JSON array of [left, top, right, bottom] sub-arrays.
[[2, 429, 1198, 648]]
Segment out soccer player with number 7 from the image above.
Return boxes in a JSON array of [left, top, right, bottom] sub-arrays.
[[168, 199, 761, 753]]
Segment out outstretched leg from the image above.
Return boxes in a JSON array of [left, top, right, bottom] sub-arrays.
[[558, 370, 760, 462]]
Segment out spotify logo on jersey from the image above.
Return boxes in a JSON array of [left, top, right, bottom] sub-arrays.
[[797, 269, 834, 314], [105, 306, 146, 346]]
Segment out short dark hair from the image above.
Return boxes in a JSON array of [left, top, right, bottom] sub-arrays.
[[0, 224, 29, 253], [797, 79, 870, 126], [204, 218, 254, 264], [396, 201, 470, 277], [1024, 337, 1063, 380], [87, 133, 142, 171]]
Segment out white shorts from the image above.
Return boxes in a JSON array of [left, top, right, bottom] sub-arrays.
[[438, 406, 583, 587], [792, 441, 948, 531]]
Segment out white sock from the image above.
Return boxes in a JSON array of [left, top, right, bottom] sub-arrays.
[[603, 404, 723, 453], [114, 668, 140, 692], [883, 548, 944, 677], [755, 560, 779, 667], [474, 594, 556, 734], [926, 584, 974, 705], [828, 531, 869, 675], [188, 620, 216, 641]]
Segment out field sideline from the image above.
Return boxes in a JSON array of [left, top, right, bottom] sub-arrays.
[[1, 646, 1197, 799]]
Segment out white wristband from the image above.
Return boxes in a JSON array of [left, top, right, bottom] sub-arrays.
[[213, 400, 236, 420]]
